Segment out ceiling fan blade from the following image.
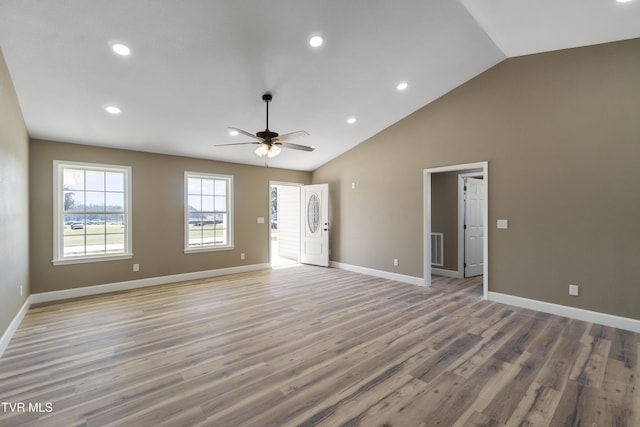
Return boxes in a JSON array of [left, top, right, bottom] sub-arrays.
[[215, 141, 261, 147], [278, 142, 315, 152], [273, 130, 309, 142], [228, 127, 264, 142]]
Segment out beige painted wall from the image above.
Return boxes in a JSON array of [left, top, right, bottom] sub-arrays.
[[0, 49, 30, 337], [30, 140, 310, 293], [312, 38, 640, 320]]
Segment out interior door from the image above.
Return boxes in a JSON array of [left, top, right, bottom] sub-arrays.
[[464, 177, 484, 277], [300, 184, 329, 267]]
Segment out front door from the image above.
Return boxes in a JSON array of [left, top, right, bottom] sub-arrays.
[[300, 184, 329, 267]]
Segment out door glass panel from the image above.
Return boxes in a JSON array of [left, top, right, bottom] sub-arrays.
[[307, 194, 320, 234]]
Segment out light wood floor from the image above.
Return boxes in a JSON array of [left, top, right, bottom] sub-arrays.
[[0, 266, 638, 426]]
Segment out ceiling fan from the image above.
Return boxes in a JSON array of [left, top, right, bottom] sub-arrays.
[[216, 93, 315, 158]]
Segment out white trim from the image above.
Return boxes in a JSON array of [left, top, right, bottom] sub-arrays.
[[184, 171, 234, 252], [0, 296, 32, 358], [488, 292, 640, 333], [330, 261, 424, 286], [53, 160, 133, 265], [53, 253, 133, 266], [431, 268, 463, 278], [30, 263, 270, 305], [424, 162, 489, 299]]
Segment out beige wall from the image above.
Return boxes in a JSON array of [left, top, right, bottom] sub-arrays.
[[30, 139, 310, 293], [0, 49, 30, 337], [312, 38, 640, 320]]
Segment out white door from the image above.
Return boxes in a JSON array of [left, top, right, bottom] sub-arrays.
[[300, 184, 329, 267], [464, 177, 484, 277]]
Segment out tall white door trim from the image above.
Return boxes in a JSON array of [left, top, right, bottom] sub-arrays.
[[424, 162, 489, 299]]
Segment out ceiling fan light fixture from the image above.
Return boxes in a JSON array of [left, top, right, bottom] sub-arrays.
[[255, 144, 269, 157], [267, 145, 282, 158]]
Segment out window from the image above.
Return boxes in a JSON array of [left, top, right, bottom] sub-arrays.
[[53, 161, 132, 265], [185, 172, 233, 252]]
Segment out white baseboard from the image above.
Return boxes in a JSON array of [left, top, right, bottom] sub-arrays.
[[488, 291, 640, 333], [30, 263, 271, 304], [330, 261, 424, 286], [431, 268, 463, 278], [0, 295, 32, 359]]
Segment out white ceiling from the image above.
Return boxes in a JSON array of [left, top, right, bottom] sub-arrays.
[[1, 0, 638, 171]]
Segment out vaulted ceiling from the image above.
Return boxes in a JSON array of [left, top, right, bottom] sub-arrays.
[[1, 0, 638, 171]]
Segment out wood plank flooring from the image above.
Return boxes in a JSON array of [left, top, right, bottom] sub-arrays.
[[0, 265, 638, 426]]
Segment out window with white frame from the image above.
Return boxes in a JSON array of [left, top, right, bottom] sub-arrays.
[[53, 161, 132, 265], [185, 172, 233, 251]]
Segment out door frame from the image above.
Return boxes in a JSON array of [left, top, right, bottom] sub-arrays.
[[458, 172, 484, 279], [424, 161, 488, 299], [269, 180, 303, 266]]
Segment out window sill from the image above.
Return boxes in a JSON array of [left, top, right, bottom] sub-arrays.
[[52, 254, 133, 266], [184, 245, 234, 254]]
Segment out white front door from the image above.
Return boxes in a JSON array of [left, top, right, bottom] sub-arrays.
[[300, 184, 329, 267], [464, 177, 484, 277]]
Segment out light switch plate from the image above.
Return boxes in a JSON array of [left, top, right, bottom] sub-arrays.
[[497, 219, 509, 229], [257, 217, 265, 224]]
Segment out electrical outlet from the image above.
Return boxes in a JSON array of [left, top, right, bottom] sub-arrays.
[[569, 284, 579, 296], [20, 285, 23, 297], [393, 259, 399, 267], [133, 263, 140, 272], [241, 253, 245, 260]]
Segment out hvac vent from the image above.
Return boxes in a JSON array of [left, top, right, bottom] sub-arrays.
[[431, 233, 444, 267]]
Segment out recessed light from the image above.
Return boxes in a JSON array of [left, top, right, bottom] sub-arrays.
[[309, 35, 324, 48], [347, 117, 356, 124], [229, 130, 239, 136], [616, 0, 633, 3], [105, 106, 121, 114], [397, 82, 409, 91], [111, 43, 131, 56]]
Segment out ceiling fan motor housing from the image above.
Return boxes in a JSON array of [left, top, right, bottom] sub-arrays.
[[256, 130, 279, 141]]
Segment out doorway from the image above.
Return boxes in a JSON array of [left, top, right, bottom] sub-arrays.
[[270, 182, 301, 267], [424, 162, 488, 299]]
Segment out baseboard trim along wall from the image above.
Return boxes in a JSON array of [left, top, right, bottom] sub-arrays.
[[30, 263, 271, 304], [0, 263, 270, 358], [488, 291, 640, 333], [330, 261, 424, 286], [0, 296, 33, 359]]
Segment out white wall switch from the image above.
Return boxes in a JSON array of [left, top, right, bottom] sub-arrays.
[[497, 219, 509, 229], [257, 217, 265, 224], [133, 263, 140, 272], [569, 284, 579, 296], [241, 253, 245, 260], [351, 182, 356, 189], [393, 258, 399, 267]]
